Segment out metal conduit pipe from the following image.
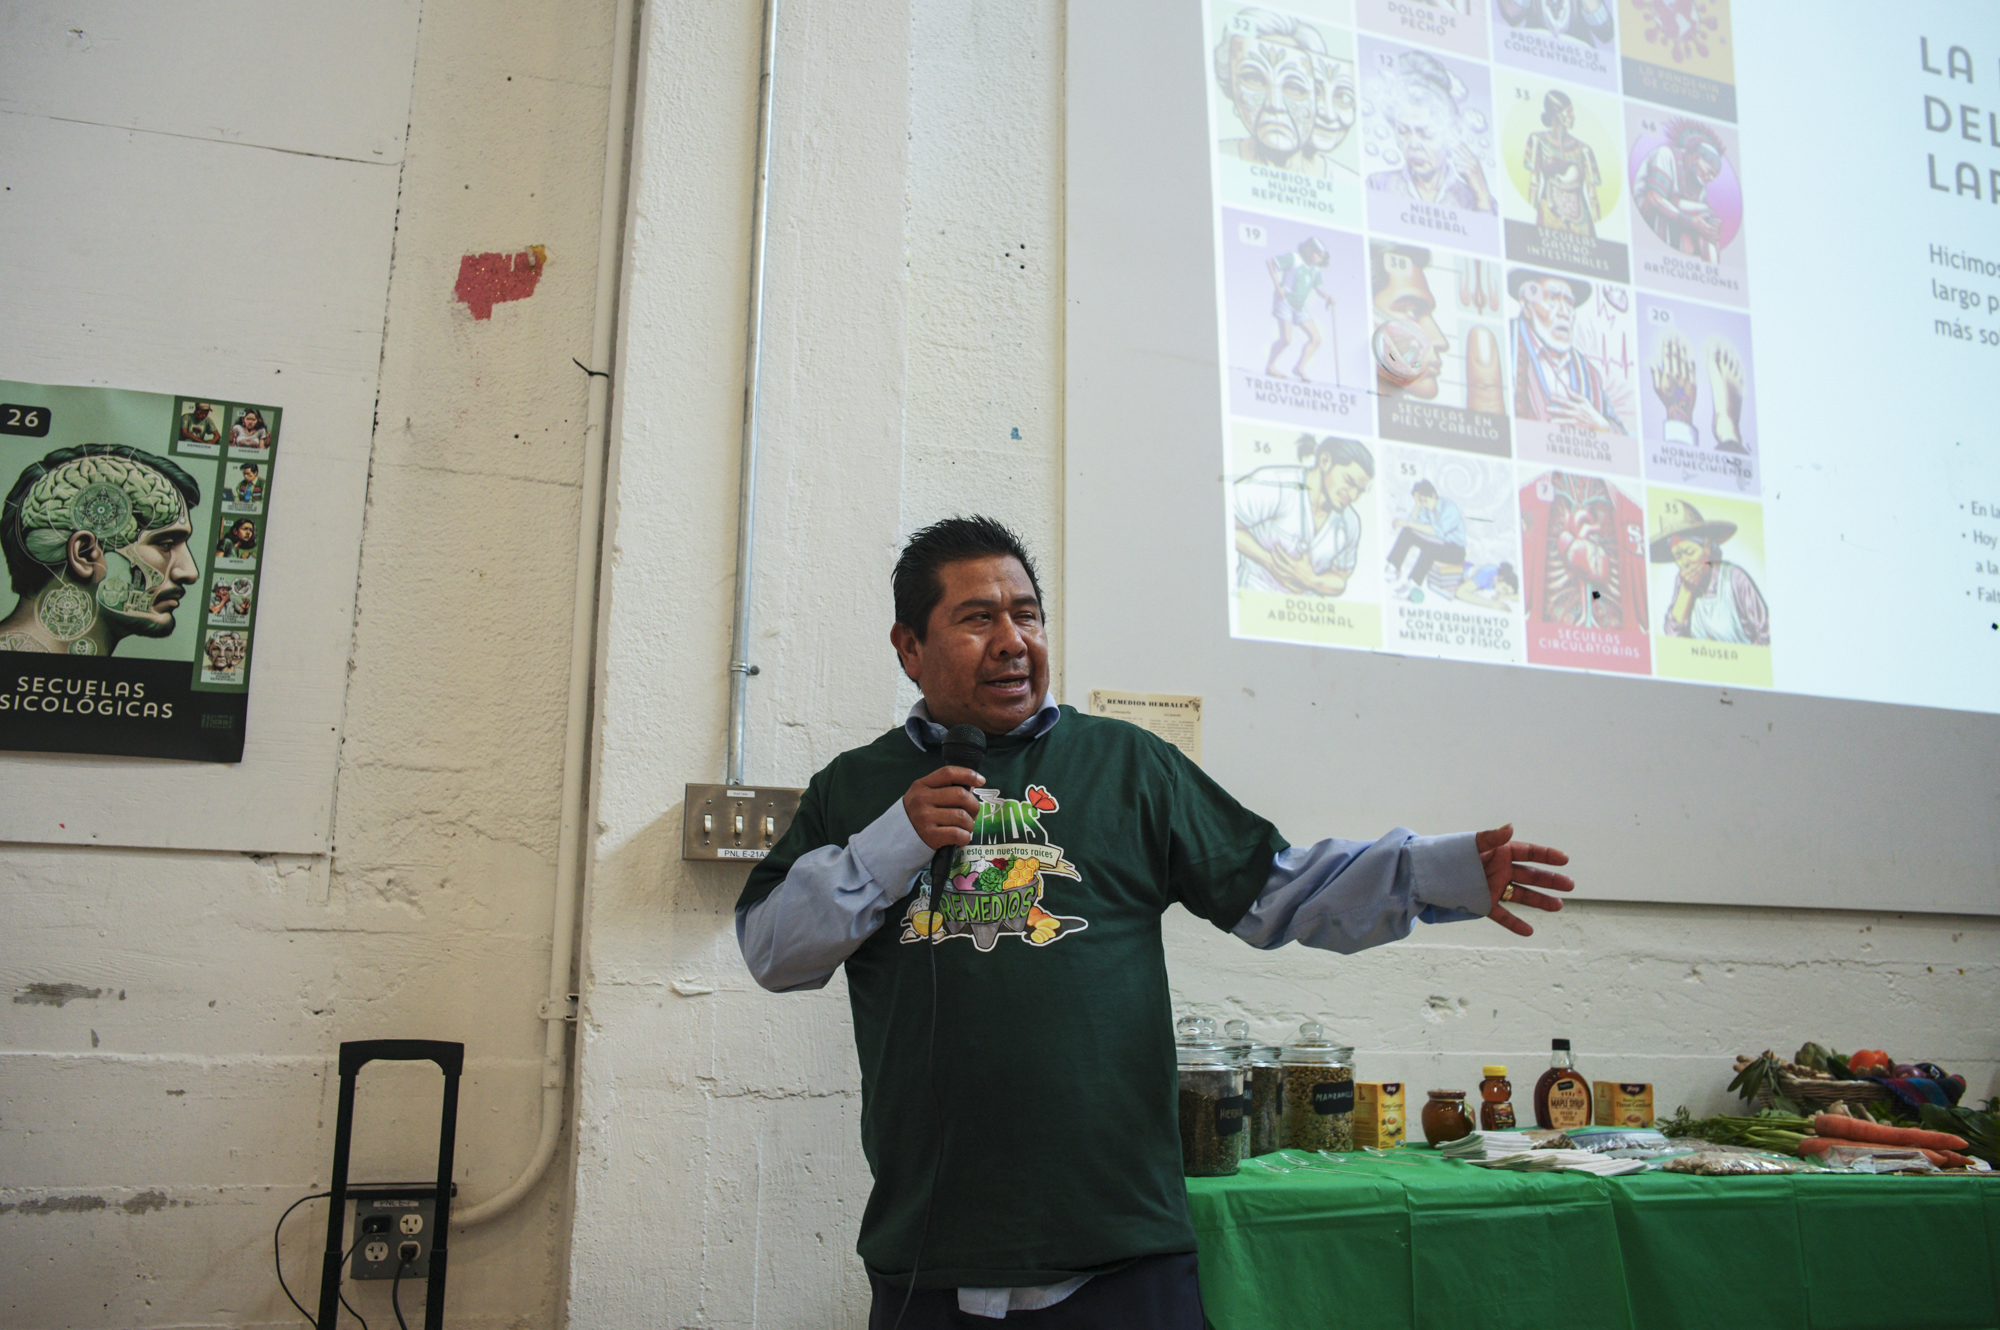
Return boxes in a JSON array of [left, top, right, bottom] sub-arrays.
[[726, 0, 781, 786], [453, 0, 637, 1227]]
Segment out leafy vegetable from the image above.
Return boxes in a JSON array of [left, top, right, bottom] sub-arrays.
[[974, 866, 1005, 892], [1662, 1107, 1814, 1155], [1727, 1052, 1800, 1115], [1917, 1103, 2000, 1167]]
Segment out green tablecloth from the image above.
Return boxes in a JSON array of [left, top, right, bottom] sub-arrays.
[[1188, 1149, 2000, 1330]]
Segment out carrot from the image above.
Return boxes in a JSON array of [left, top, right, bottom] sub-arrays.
[[1797, 1138, 1838, 1157], [1923, 1149, 1977, 1169], [1813, 1114, 1967, 1150]]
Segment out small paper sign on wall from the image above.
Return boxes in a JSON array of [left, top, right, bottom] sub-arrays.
[[1087, 690, 1202, 764]]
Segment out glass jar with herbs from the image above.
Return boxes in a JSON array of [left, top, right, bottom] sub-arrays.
[[1224, 1020, 1285, 1157], [1280, 1021, 1355, 1152], [1176, 1017, 1246, 1176]]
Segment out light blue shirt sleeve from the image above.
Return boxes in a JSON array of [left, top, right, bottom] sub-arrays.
[[1230, 829, 1490, 953], [1435, 500, 1466, 548], [735, 799, 934, 993]]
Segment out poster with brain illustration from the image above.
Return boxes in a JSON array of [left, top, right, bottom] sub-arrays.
[[0, 379, 281, 761]]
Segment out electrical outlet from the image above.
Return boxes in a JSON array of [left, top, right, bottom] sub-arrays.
[[348, 1191, 438, 1281], [682, 784, 803, 861]]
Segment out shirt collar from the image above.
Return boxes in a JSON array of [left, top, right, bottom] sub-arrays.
[[904, 694, 1061, 751]]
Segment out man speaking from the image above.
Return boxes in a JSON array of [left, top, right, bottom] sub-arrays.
[[736, 517, 1573, 1327]]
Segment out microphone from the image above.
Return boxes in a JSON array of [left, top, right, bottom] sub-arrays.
[[928, 724, 988, 898]]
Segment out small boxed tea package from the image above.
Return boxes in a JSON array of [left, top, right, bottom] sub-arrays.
[[1353, 1082, 1406, 1148], [1593, 1081, 1655, 1128]]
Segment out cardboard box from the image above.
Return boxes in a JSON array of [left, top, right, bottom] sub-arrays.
[[1353, 1082, 1406, 1148], [1593, 1081, 1655, 1128]]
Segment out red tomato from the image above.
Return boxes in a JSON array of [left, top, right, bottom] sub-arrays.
[[1848, 1049, 1890, 1074]]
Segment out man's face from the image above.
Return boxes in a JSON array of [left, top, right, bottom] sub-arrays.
[[1229, 37, 1316, 160], [890, 554, 1049, 736], [105, 516, 198, 637], [1670, 536, 1711, 581], [194, 405, 212, 421], [1523, 279, 1575, 350], [1374, 253, 1448, 397], [1316, 460, 1371, 512], [1310, 56, 1356, 155], [1415, 490, 1437, 512]]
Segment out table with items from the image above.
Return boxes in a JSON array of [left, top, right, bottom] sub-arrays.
[[1187, 1147, 2000, 1330], [1174, 1023, 2000, 1328]]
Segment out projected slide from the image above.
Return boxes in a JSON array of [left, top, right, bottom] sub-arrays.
[[1210, 0, 2000, 714]]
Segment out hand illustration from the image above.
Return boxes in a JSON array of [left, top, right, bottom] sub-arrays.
[[1650, 333, 1698, 426], [1453, 142, 1495, 212], [1466, 324, 1504, 414], [1545, 385, 1613, 432], [1705, 338, 1747, 452]]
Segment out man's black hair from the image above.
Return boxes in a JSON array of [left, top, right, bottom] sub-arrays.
[[1312, 436, 1375, 476], [893, 515, 1043, 640], [3, 444, 201, 597], [1496, 561, 1519, 591], [1412, 478, 1438, 499]]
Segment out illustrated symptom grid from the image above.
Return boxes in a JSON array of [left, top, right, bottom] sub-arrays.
[[170, 398, 279, 691], [1212, 0, 1770, 689]]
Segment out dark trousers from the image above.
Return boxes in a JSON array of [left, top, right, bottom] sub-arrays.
[[1385, 528, 1465, 583], [867, 1252, 1203, 1329]]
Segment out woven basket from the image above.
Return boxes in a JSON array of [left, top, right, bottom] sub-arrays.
[[1754, 1072, 1893, 1109]]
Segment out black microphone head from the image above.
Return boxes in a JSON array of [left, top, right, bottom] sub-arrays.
[[940, 723, 987, 770]]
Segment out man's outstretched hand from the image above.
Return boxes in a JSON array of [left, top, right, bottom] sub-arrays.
[[1476, 825, 1573, 936]]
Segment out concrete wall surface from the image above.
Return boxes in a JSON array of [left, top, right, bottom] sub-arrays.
[[1, 1, 617, 1326], [575, 1, 1999, 1328]]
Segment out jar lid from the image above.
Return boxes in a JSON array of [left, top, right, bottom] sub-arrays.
[[1281, 1020, 1354, 1064], [1427, 1089, 1467, 1099], [1242, 1043, 1284, 1063], [1176, 1015, 1216, 1044], [1176, 1015, 1232, 1067], [1482, 1065, 1508, 1077]]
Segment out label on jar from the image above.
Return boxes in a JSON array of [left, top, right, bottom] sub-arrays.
[[1547, 1075, 1591, 1128], [1215, 1095, 1246, 1137], [1312, 1080, 1356, 1116]]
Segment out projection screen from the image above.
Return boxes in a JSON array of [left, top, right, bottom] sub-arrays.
[[1064, 0, 2000, 914]]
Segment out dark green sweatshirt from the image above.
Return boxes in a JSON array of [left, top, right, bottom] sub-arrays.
[[740, 708, 1286, 1288]]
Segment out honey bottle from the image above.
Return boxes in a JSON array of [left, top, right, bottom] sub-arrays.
[[1478, 1066, 1516, 1130], [1533, 1039, 1592, 1130]]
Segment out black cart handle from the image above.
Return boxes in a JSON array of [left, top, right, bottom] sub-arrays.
[[339, 1039, 464, 1077]]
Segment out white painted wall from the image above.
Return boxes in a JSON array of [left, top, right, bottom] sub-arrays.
[[576, 3, 1999, 1329], [2, 1, 617, 1326]]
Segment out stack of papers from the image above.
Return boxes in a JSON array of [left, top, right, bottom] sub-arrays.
[[1436, 1131, 1539, 1160], [1468, 1149, 1647, 1177]]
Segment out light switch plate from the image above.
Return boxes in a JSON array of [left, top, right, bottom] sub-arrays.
[[683, 784, 804, 861]]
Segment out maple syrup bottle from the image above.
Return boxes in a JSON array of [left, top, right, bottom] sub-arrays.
[[1533, 1039, 1592, 1130]]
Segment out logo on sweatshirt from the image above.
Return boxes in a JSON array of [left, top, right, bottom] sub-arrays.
[[900, 784, 1089, 952]]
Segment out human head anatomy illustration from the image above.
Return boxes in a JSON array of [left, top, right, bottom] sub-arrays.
[[0, 444, 202, 655]]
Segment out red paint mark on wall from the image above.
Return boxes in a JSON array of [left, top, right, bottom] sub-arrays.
[[454, 246, 547, 319]]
